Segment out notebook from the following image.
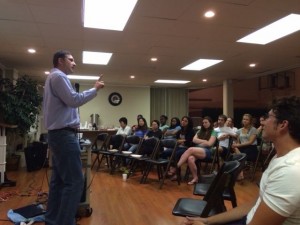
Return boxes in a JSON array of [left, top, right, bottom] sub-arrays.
[[13, 204, 46, 218]]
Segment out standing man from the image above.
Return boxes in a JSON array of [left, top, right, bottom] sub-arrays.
[[181, 96, 300, 225], [43, 50, 104, 225]]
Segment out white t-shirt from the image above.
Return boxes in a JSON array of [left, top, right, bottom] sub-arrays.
[[214, 126, 236, 148], [116, 126, 132, 136], [247, 147, 300, 224]]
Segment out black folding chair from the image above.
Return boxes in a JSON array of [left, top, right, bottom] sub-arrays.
[[91, 133, 110, 171], [172, 161, 240, 218], [141, 138, 179, 189], [194, 153, 247, 208], [127, 137, 160, 178]]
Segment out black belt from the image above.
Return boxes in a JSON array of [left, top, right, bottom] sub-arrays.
[[51, 127, 78, 133]]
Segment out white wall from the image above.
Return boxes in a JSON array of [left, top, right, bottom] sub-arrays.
[[79, 85, 151, 128]]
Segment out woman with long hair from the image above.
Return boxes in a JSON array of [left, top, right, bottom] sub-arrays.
[[177, 116, 217, 185], [163, 117, 181, 139], [161, 116, 195, 180]]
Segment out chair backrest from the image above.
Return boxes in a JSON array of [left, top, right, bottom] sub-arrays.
[[92, 133, 109, 150], [109, 134, 126, 151], [125, 135, 142, 145], [138, 137, 160, 157], [202, 160, 240, 216], [203, 160, 240, 200], [158, 138, 178, 159], [124, 135, 143, 153]]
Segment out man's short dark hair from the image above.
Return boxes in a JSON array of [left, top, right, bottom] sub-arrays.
[[270, 96, 300, 142], [160, 115, 168, 120], [119, 117, 128, 125], [53, 50, 71, 67], [218, 114, 227, 121]]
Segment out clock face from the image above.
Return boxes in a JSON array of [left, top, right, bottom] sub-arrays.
[[108, 92, 122, 106]]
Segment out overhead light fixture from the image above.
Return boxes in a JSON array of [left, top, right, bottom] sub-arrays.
[[202, 79, 207, 82], [204, 11, 215, 18], [82, 51, 112, 65], [83, 0, 138, 31], [67, 75, 99, 80], [155, 80, 190, 84], [237, 14, 300, 45], [28, 48, 36, 54], [130, 75, 135, 79], [181, 59, 223, 71], [150, 57, 158, 62], [44, 71, 50, 75], [249, 63, 256, 67]]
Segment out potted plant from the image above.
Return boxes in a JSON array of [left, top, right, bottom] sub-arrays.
[[120, 167, 129, 181], [0, 75, 43, 166]]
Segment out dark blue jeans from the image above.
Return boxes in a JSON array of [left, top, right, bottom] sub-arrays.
[[46, 130, 84, 225]]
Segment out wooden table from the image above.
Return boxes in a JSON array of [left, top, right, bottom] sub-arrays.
[[80, 129, 117, 143]]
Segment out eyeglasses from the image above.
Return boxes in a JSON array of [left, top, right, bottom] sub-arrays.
[[265, 114, 277, 119]]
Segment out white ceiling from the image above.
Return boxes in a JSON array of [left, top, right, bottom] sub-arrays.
[[0, 0, 300, 88]]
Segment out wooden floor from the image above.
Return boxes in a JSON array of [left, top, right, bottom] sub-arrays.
[[0, 162, 260, 225]]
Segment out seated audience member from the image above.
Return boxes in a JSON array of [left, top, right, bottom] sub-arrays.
[[140, 120, 163, 155], [256, 114, 272, 154], [116, 117, 132, 136], [232, 113, 258, 161], [131, 114, 143, 133], [232, 113, 257, 180], [161, 116, 195, 180], [214, 114, 237, 160], [127, 117, 149, 153], [159, 115, 169, 134], [181, 96, 300, 225], [177, 116, 217, 185], [164, 117, 181, 139], [145, 120, 163, 140], [226, 117, 238, 134]]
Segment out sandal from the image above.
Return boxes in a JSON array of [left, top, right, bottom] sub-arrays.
[[170, 175, 178, 181], [167, 171, 175, 176], [187, 179, 198, 185]]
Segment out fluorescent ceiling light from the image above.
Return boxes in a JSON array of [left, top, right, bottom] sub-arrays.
[[83, 0, 138, 31], [237, 14, 300, 45], [82, 51, 112, 65], [68, 75, 99, 80], [181, 59, 223, 71], [155, 80, 190, 84]]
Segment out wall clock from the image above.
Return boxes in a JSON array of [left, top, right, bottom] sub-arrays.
[[108, 92, 122, 106]]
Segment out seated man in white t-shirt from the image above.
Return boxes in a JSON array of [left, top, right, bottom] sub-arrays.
[[214, 114, 237, 160], [181, 96, 300, 225], [116, 117, 131, 136]]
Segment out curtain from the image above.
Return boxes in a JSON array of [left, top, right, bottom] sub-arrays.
[[150, 88, 188, 122]]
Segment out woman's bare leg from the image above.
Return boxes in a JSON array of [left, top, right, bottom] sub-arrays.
[[177, 147, 207, 167], [187, 155, 198, 182]]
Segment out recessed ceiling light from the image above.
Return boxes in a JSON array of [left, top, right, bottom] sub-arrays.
[[181, 59, 223, 71], [151, 57, 158, 62], [67, 75, 99, 80], [83, 0, 138, 31], [82, 51, 112, 65], [204, 11, 215, 18], [249, 63, 256, 67], [154, 80, 190, 84], [44, 71, 50, 75], [28, 48, 36, 54], [202, 79, 207, 82], [130, 75, 135, 79], [237, 14, 300, 45]]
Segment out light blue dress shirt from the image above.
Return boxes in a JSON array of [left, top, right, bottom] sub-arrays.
[[43, 68, 97, 130]]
